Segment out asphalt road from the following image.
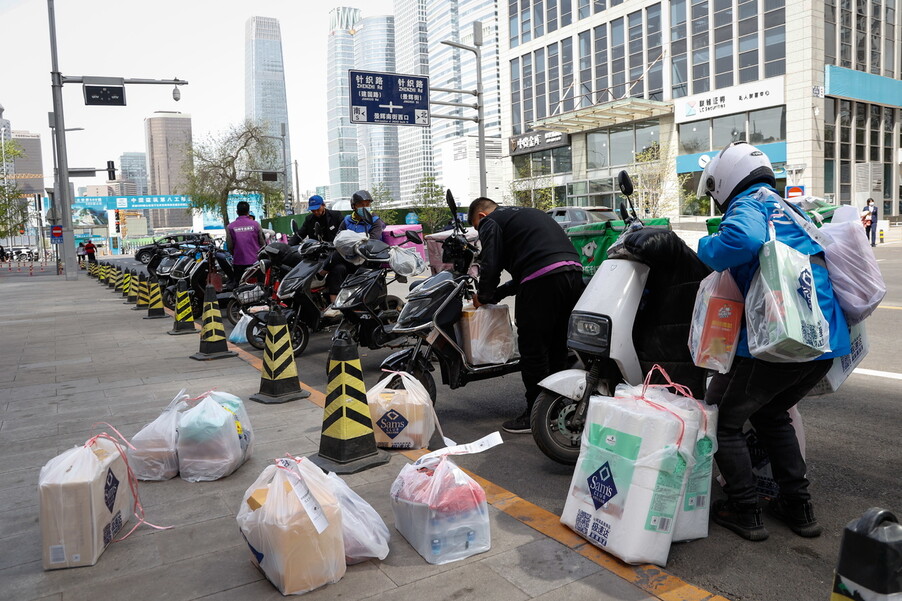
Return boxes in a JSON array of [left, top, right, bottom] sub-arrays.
[[105, 237, 902, 601]]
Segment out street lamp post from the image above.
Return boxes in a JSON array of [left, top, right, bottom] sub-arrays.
[[262, 123, 291, 215]]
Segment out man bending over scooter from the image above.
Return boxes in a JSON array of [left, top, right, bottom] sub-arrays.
[[468, 198, 584, 434]]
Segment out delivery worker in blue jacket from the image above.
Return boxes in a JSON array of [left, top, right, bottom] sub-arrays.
[[697, 142, 850, 542]]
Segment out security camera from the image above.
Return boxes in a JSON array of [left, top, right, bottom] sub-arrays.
[[172, 86, 181, 102]]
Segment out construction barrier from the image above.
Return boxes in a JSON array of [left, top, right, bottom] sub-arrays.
[[133, 273, 149, 310], [144, 276, 167, 320], [168, 279, 197, 336]]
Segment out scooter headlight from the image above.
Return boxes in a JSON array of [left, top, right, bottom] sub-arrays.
[[333, 285, 358, 309], [567, 312, 611, 354]]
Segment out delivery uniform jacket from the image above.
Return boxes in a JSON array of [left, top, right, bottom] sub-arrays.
[[297, 209, 343, 242], [697, 183, 850, 360], [339, 214, 386, 241], [476, 206, 581, 304]]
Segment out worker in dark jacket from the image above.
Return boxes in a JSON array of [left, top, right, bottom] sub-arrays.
[[468, 198, 584, 433], [295, 195, 343, 242]]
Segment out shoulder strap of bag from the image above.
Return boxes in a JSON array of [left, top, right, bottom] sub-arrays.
[[763, 190, 833, 248]]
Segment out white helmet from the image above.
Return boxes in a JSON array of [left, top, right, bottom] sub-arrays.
[[697, 141, 776, 211]]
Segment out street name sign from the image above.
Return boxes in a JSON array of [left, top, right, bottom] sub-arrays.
[[349, 69, 430, 127]]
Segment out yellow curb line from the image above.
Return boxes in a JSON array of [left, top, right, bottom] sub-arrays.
[[878, 305, 902, 310], [214, 305, 726, 601]]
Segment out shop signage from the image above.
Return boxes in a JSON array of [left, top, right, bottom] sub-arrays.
[[675, 77, 785, 124], [509, 130, 570, 156]]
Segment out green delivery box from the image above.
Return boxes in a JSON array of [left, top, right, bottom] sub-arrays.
[[567, 218, 671, 277]]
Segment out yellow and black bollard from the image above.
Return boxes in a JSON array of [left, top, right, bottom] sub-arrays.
[[108, 266, 119, 289], [168, 279, 198, 335], [98, 263, 106, 283], [249, 307, 310, 404], [879, 229, 885, 244], [189, 285, 237, 360], [308, 337, 389, 474], [144, 276, 168, 319], [133, 272, 149, 310], [125, 270, 138, 304], [120, 269, 132, 299], [831, 507, 902, 600]]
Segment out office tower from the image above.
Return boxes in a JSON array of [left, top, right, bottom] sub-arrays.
[[0, 105, 13, 189], [354, 14, 401, 202], [394, 0, 435, 203], [327, 7, 362, 205], [426, 0, 504, 200], [246, 16, 293, 198], [119, 152, 148, 195], [11, 131, 43, 195], [145, 111, 193, 228], [85, 182, 138, 197]]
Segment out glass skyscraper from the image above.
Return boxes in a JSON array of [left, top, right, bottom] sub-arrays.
[[327, 7, 363, 205], [394, 0, 435, 203], [119, 152, 147, 195], [354, 15, 401, 202], [145, 111, 193, 228], [245, 16, 292, 197]]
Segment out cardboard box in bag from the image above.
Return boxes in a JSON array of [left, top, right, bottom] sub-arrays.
[[457, 304, 515, 365], [370, 389, 432, 450], [40, 439, 133, 570]]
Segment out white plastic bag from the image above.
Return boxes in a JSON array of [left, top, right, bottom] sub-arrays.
[[237, 458, 345, 595], [367, 371, 455, 450], [334, 230, 368, 265], [129, 389, 189, 481], [457, 303, 516, 365], [325, 472, 390, 564], [229, 313, 252, 344], [177, 392, 253, 482], [390, 433, 502, 565], [807, 321, 869, 396], [819, 220, 886, 325], [745, 223, 831, 362], [388, 246, 427, 277]]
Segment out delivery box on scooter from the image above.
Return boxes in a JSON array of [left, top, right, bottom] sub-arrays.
[[40, 437, 133, 570], [456, 303, 516, 365]]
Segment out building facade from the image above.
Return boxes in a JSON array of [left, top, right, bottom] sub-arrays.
[[145, 111, 193, 228], [354, 14, 402, 202], [500, 0, 902, 220], [327, 7, 363, 205], [246, 16, 293, 198], [11, 131, 43, 195], [119, 152, 148, 195], [394, 0, 436, 203]]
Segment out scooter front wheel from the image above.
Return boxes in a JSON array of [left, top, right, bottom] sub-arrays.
[[531, 390, 583, 465], [246, 314, 267, 351]]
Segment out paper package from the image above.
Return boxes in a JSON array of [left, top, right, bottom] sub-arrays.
[[807, 321, 869, 396], [456, 304, 516, 365], [237, 458, 345, 595], [40, 437, 133, 570], [561, 394, 694, 566]]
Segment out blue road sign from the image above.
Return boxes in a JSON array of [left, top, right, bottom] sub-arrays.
[[349, 69, 430, 127]]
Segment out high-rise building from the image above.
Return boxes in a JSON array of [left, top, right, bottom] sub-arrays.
[[246, 16, 293, 198], [119, 152, 148, 195], [0, 105, 14, 190], [394, 0, 435, 203], [145, 111, 193, 229], [354, 15, 401, 202], [85, 181, 138, 197], [426, 0, 505, 201], [11, 131, 43, 195], [327, 7, 362, 205]]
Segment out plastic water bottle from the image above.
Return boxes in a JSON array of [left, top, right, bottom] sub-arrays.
[[465, 529, 475, 549], [431, 537, 441, 555]]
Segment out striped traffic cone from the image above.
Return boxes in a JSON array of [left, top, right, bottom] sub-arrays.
[[110, 267, 121, 290], [120, 270, 132, 299], [168, 279, 197, 335], [133, 273, 149, 310], [101, 263, 110, 284], [308, 337, 389, 474], [249, 307, 310, 404], [125, 270, 138, 304], [144, 276, 167, 319], [189, 285, 237, 360]]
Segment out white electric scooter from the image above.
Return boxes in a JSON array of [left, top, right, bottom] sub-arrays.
[[530, 170, 711, 464]]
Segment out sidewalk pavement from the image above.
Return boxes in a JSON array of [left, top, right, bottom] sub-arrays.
[[0, 275, 696, 601]]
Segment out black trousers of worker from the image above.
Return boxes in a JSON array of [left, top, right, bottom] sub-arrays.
[[514, 270, 584, 414], [706, 356, 831, 505]]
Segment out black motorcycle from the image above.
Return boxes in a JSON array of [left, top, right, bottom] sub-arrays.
[[163, 241, 237, 319], [379, 191, 520, 402]]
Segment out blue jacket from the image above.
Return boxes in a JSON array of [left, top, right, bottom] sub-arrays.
[[340, 214, 385, 240], [697, 183, 850, 360]]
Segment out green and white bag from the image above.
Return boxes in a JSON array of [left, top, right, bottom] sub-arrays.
[[745, 222, 831, 362]]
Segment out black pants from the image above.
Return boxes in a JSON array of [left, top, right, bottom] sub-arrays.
[[515, 270, 584, 414], [324, 253, 355, 296], [706, 356, 832, 504], [865, 223, 877, 245]]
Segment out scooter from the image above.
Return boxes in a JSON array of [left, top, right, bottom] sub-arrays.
[[146, 244, 182, 290], [530, 170, 712, 464], [380, 190, 520, 402], [163, 241, 237, 319], [328, 229, 422, 359]]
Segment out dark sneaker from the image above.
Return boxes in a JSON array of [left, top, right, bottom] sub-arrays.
[[712, 499, 769, 541], [768, 497, 823, 538], [502, 411, 531, 434]]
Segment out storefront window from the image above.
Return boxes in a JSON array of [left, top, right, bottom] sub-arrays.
[[513, 154, 531, 178], [532, 149, 553, 175], [552, 146, 572, 173], [635, 121, 661, 155], [610, 125, 634, 166], [748, 106, 785, 144], [679, 121, 710, 154], [587, 131, 609, 170], [712, 113, 747, 148]]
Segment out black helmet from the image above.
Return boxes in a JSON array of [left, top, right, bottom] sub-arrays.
[[351, 190, 373, 206]]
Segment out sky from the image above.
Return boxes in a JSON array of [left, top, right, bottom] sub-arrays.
[[0, 0, 395, 196]]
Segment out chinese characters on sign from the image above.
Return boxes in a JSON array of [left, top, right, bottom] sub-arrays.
[[349, 70, 430, 127]]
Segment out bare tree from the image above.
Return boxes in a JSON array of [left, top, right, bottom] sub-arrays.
[[630, 142, 685, 218], [181, 121, 281, 227], [411, 176, 449, 233]]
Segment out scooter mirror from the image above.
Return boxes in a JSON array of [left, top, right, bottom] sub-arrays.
[[617, 170, 634, 197], [313, 221, 323, 240], [619, 201, 630, 222], [446, 189, 457, 215], [405, 230, 423, 245], [291, 218, 300, 235]]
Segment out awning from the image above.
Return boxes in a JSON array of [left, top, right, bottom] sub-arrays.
[[530, 97, 673, 134]]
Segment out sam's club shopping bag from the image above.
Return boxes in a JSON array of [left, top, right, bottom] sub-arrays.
[[745, 224, 830, 362]]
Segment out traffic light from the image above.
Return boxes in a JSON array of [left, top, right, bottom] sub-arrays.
[[106, 160, 116, 181], [114, 209, 121, 233], [18, 225, 25, 235]]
